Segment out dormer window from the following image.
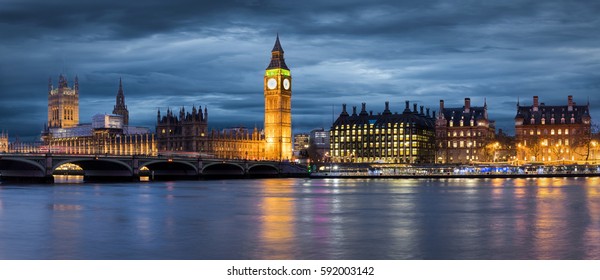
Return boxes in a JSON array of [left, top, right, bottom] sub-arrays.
[[530, 117, 535, 124], [561, 118, 565, 124], [551, 118, 555, 124], [460, 120, 464, 127], [541, 118, 545, 125], [470, 120, 474, 126]]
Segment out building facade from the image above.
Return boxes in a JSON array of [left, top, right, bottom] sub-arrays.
[[48, 75, 79, 128], [435, 98, 495, 164], [293, 133, 309, 157], [330, 101, 436, 164], [515, 95, 591, 163], [156, 106, 208, 152]]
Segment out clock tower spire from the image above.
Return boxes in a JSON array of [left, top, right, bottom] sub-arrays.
[[264, 35, 292, 161]]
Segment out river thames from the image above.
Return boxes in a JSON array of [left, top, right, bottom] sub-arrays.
[[1, 177, 600, 259]]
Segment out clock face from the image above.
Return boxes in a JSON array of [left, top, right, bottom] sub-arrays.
[[267, 78, 277, 90], [283, 78, 290, 90]]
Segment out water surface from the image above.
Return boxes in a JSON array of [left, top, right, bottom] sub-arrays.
[[1, 177, 600, 259]]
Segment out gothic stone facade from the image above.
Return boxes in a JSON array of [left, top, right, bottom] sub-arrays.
[[48, 74, 79, 128]]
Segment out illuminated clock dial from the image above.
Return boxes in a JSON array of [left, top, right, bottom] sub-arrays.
[[283, 78, 290, 90], [267, 78, 277, 90]]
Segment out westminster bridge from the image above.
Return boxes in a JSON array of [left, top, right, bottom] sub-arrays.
[[0, 154, 308, 183]]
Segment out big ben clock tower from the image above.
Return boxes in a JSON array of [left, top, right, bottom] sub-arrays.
[[264, 35, 292, 161]]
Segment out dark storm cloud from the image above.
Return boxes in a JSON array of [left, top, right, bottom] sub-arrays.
[[1, 0, 600, 139]]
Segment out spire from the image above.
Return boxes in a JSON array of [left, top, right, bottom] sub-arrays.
[[58, 74, 67, 88], [272, 33, 284, 53], [48, 77, 52, 93], [266, 34, 289, 70], [74, 75, 79, 91], [112, 77, 129, 125]]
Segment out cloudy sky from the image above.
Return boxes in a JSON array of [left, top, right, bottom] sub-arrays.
[[1, 0, 599, 140]]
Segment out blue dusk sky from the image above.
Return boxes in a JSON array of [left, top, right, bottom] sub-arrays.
[[1, 0, 599, 140]]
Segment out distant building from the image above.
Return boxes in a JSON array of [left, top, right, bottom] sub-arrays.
[[515, 95, 591, 163], [293, 133, 309, 158], [0, 132, 8, 153], [330, 101, 436, 164], [308, 128, 330, 163], [112, 78, 129, 125], [435, 98, 495, 164], [48, 74, 79, 128], [42, 78, 155, 155]]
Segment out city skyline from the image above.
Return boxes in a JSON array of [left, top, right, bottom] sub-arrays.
[[1, 0, 599, 140]]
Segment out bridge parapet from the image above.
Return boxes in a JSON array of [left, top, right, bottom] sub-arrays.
[[0, 154, 307, 182]]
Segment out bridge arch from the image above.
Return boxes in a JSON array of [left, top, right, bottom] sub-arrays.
[[52, 158, 133, 173], [247, 164, 279, 176], [202, 162, 245, 176], [0, 158, 46, 177], [140, 160, 199, 180]]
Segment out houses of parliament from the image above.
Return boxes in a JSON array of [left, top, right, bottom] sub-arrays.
[[156, 35, 293, 161], [39, 36, 293, 161]]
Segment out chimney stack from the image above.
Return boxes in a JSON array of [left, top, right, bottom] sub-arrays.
[[464, 98, 471, 113], [383, 101, 391, 114], [533, 96, 539, 108], [568, 95, 574, 111], [360, 102, 367, 115]]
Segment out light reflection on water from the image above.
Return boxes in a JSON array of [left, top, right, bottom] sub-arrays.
[[1, 177, 600, 259]]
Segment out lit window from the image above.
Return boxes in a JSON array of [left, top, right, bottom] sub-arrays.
[[551, 129, 555, 135]]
